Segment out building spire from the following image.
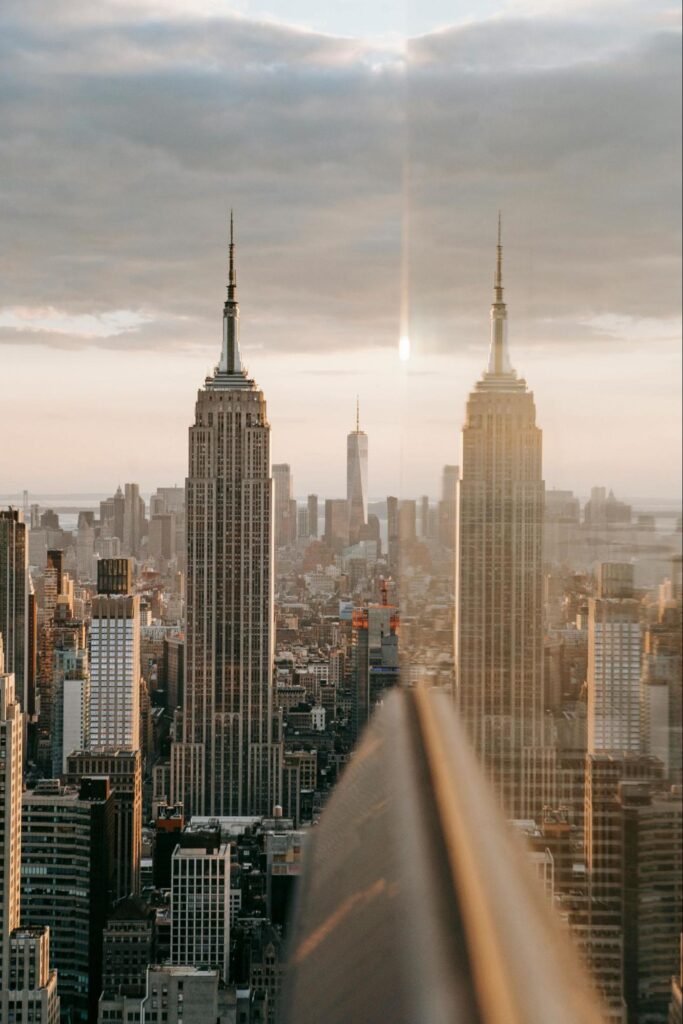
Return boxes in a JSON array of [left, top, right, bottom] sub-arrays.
[[494, 210, 503, 302], [228, 209, 237, 299], [219, 209, 243, 376], [356, 395, 360, 433], [486, 212, 514, 377]]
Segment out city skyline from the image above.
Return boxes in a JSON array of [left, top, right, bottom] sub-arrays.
[[1, 214, 680, 1024], [1, 2, 681, 1021], [0, 0, 680, 500]]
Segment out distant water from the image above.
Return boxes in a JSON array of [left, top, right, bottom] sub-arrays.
[[0, 491, 679, 538], [0, 493, 150, 534]]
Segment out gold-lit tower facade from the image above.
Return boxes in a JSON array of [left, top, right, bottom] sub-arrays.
[[454, 221, 547, 819]]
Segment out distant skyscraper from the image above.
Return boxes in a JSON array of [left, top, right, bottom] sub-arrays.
[[172, 216, 281, 817], [398, 499, 416, 545], [89, 559, 140, 751], [122, 483, 146, 558], [112, 486, 125, 542], [324, 498, 349, 552], [454, 222, 546, 819], [587, 563, 641, 755], [438, 465, 458, 549], [149, 513, 177, 564], [386, 496, 399, 573], [0, 508, 29, 710], [307, 494, 319, 539], [347, 400, 368, 544], [584, 486, 632, 527], [76, 511, 96, 583], [150, 487, 186, 570], [418, 495, 430, 540], [296, 506, 309, 540], [273, 464, 296, 547]]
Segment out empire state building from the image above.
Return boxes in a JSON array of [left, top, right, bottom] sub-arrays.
[[454, 222, 548, 820], [172, 217, 281, 817]]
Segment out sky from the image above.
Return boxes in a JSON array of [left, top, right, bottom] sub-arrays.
[[0, 0, 681, 501]]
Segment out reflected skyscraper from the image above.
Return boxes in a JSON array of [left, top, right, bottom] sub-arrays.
[[172, 216, 281, 816], [454, 221, 546, 819], [347, 400, 368, 544]]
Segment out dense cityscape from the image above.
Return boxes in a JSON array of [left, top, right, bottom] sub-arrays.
[[0, 215, 680, 1024]]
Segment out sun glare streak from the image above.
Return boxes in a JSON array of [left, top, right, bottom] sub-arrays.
[[399, 334, 410, 361]]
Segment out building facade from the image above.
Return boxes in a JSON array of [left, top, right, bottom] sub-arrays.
[[0, 927, 60, 1024], [52, 641, 89, 775], [172, 219, 281, 817], [0, 508, 29, 711], [101, 896, 156, 997], [583, 753, 665, 1021], [140, 966, 221, 1024], [640, 595, 682, 785], [67, 747, 142, 900], [620, 783, 682, 1023], [351, 596, 399, 743], [587, 563, 642, 755], [89, 565, 141, 751], [171, 844, 230, 980], [21, 778, 115, 1023], [0, 648, 22, 990]]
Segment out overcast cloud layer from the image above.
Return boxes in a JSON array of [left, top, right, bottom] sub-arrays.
[[1, 0, 680, 358], [0, 0, 680, 499]]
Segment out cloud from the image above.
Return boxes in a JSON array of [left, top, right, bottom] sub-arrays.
[[579, 314, 682, 343], [0, 306, 154, 338], [0, 0, 679, 362]]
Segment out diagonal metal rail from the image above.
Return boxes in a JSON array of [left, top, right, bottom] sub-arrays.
[[281, 688, 605, 1024]]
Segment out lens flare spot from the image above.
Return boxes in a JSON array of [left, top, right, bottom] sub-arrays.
[[399, 335, 410, 362]]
